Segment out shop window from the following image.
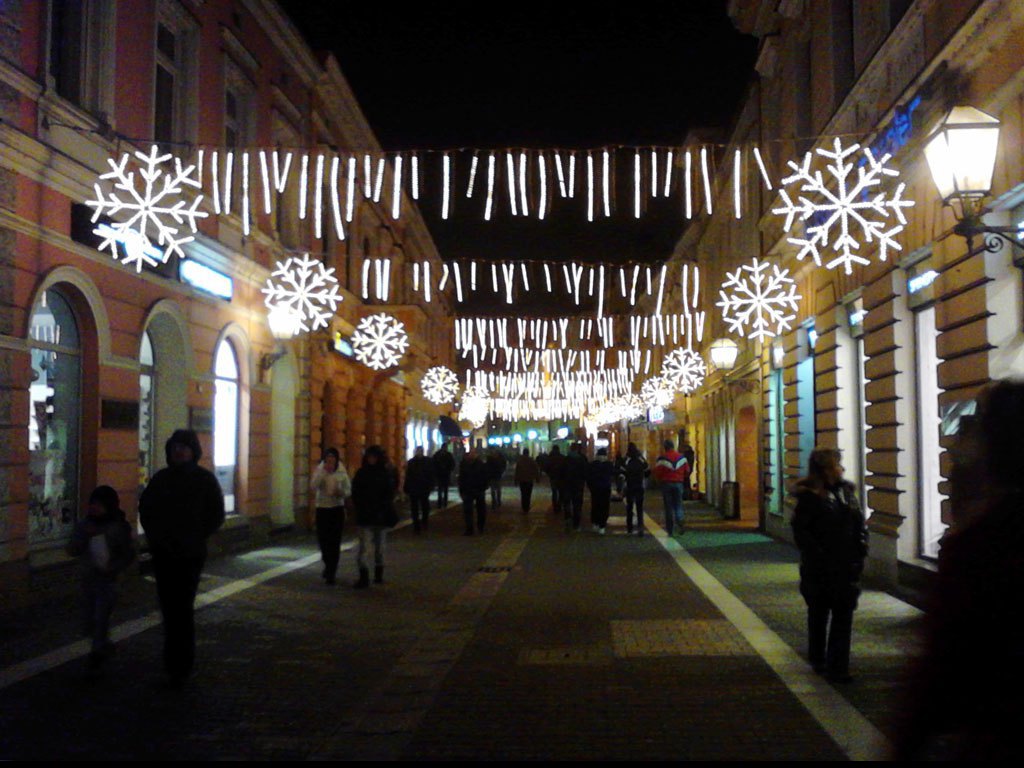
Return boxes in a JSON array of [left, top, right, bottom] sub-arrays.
[[796, 322, 817, 474], [213, 339, 239, 513], [914, 305, 946, 558], [138, 330, 156, 503], [837, 297, 871, 514], [767, 368, 784, 516], [28, 289, 81, 545]]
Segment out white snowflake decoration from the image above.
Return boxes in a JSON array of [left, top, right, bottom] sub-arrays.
[[460, 385, 490, 427], [421, 366, 460, 405], [86, 144, 207, 272], [772, 138, 914, 275], [661, 348, 707, 394], [262, 253, 342, 332], [640, 376, 674, 408], [352, 313, 410, 370], [716, 258, 801, 341]]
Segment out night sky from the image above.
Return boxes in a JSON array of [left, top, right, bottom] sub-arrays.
[[280, 3, 758, 311]]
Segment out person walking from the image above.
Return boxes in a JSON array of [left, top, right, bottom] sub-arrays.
[[513, 448, 541, 514], [310, 447, 351, 584], [485, 448, 508, 511], [791, 447, 867, 683], [619, 442, 650, 536], [67, 485, 135, 670], [563, 443, 588, 532], [458, 449, 489, 535], [544, 445, 566, 515], [679, 431, 697, 500], [403, 446, 435, 533], [653, 439, 689, 537], [139, 429, 225, 687], [586, 447, 616, 534], [351, 445, 398, 588], [432, 443, 456, 509]]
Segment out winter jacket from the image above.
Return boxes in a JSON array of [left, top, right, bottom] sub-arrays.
[[403, 455, 435, 496], [586, 455, 616, 493], [433, 448, 456, 479], [618, 453, 650, 492], [791, 479, 868, 604], [310, 463, 352, 508], [544, 450, 566, 488], [352, 463, 398, 527], [485, 452, 508, 482], [564, 451, 589, 492], [653, 450, 690, 484], [458, 456, 489, 497], [514, 454, 541, 483], [67, 509, 136, 577], [140, 462, 225, 560]]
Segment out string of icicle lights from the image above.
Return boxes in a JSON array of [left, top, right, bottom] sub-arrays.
[[152, 145, 776, 238]]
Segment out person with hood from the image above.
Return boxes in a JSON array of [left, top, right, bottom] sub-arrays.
[[513, 448, 541, 514], [618, 442, 651, 535], [351, 445, 398, 588], [791, 447, 867, 683], [458, 449, 489, 534], [432, 443, 456, 509], [404, 445, 435, 533], [139, 429, 225, 686], [586, 447, 616, 534], [310, 447, 351, 584], [653, 439, 689, 537], [563, 443, 589, 532], [67, 485, 135, 669]]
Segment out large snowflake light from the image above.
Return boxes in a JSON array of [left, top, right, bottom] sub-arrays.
[[352, 313, 410, 370], [262, 253, 342, 332], [86, 145, 207, 272], [716, 258, 801, 341], [421, 366, 460, 405], [661, 348, 707, 394], [772, 138, 914, 275], [640, 376, 674, 408]]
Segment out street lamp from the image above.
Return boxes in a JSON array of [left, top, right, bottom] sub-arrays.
[[261, 306, 301, 370], [923, 106, 1019, 253], [708, 337, 739, 371]]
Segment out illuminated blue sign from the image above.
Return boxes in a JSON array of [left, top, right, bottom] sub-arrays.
[[908, 269, 939, 294], [180, 259, 233, 300]]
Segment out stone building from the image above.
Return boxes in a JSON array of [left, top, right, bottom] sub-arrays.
[[0, 0, 454, 604], [678, 0, 1024, 590]]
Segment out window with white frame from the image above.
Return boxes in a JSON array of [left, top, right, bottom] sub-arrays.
[[213, 339, 240, 514], [153, 1, 197, 149], [46, 0, 115, 116]]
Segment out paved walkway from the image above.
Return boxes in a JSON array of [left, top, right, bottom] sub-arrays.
[[0, 489, 923, 760]]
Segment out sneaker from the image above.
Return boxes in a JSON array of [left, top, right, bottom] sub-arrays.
[[598, 527, 606, 535]]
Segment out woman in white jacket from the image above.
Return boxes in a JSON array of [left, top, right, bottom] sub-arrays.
[[310, 447, 352, 584]]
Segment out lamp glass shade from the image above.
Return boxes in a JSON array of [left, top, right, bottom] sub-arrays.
[[267, 306, 302, 340], [924, 107, 1000, 201], [709, 338, 739, 370]]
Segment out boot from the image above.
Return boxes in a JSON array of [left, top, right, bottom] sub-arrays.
[[354, 567, 370, 589], [374, 565, 384, 584]]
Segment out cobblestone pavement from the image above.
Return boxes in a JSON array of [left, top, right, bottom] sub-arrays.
[[0, 490, 922, 760]]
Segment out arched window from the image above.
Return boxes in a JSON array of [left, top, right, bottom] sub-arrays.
[[139, 330, 156, 496], [28, 288, 81, 544], [213, 338, 239, 513]]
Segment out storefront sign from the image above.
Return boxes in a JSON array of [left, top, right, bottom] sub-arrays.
[[180, 259, 233, 300], [648, 406, 665, 424], [332, 332, 354, 357]]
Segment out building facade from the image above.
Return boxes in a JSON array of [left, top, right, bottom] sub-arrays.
[[0, 0, 454, 604], [679, 0, 1024, 590]]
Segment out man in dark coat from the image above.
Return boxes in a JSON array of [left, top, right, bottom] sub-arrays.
[[140, 429, 225, 686], [563, 443, 589, 532], [586, 448, 616, 534], [458, 449, 489, 535], [544, 445, 565, 514], [403, 446, 435, 533], [432, 443, 456, 509], [485, 448, 508, 511], [351, 445, 398, 587], [618, 442, 650, 535]]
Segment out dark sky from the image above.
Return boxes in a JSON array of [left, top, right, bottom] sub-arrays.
[[281, 3, 758, 310]]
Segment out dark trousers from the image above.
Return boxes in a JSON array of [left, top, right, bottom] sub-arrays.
[[519, 481, 534, 513], [436, 475, 450, 508], [563, 488, 584, 529], [462, 492, 487, 533], [590, 488, 611, 528], [82, 574, 116, 655], [807, 599, 855, 676], [625, 489, 645, 532], [409, 493, 431, 531], [152, 551, 205, 680], [316, 506, 345, 580], [550, 485, 560, 512], [489, 480, 502, 509]]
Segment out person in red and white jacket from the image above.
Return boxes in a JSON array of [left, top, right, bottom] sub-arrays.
[[653, 440, 690, 537]]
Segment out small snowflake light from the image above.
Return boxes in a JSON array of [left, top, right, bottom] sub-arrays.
[[640, 376, 674, 408], [421, 366, 460, 405], [86, 145, 207, 272], [262, 253, 342, 332], [618, 394, 646, 420], [716, 258, 801, 341], [460, 385, 490, 427], [352, 313, 410, 370], [772, 137, 915, 275], [661, 348, 707, 394]]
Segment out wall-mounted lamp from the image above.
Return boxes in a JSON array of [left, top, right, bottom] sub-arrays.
[[924, 106, 1021, 255], [261, 306, 301, 370], [708, 337, 740, 371]]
